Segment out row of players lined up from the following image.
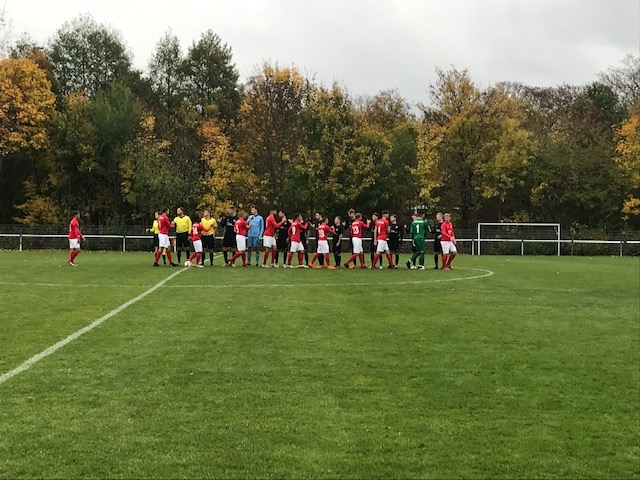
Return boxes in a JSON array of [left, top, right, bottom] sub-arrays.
[[149, 206, 458, 270]]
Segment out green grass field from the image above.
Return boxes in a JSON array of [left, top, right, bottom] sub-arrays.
[[0, 251, 638, 479]]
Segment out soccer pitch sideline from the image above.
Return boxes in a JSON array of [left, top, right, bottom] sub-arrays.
[[0, 251, 638, 479]]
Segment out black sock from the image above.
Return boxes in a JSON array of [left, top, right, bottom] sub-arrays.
[[395, 254, 399, 265], [304, 252, 309, 264], [210, 252, 214, 265], [177, 251, 182, 263], [275, 251, 280, 264], [434, 254, 439, 268], [223, 251, 228, 263], [162, 254, 167, 265], [319, 254, 324, 266]]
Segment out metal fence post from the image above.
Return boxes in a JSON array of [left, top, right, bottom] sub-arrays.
[[620, 240, 623, 258], [521, 239, 524, 256], [122, 236, 126, 252], [19, 233, 23, 252]]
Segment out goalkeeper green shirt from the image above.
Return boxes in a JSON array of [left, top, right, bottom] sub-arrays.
[[410, 219, 430, 238]]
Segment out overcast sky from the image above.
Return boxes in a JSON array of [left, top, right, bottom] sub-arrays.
[[3, 0, 639, 106]]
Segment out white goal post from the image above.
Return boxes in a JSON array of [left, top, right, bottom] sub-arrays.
[[477, 223, 561, 256]]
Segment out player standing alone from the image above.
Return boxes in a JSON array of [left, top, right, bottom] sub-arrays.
[[68, 210, 84, 266], [153, 208, 178, 267], [441, 213, 457, 270]]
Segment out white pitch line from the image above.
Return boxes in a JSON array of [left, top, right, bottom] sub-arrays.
[[0, 267, 187, 387], [0, 268, 494, 290]]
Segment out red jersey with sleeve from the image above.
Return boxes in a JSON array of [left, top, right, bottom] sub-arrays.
[[349, 219, 368, 239], [375, 218, 389, 241], [189, 222, 211, 242], [316, 223, 334, 241], [68, 217, 81, 239], [441, 221, 455, 241], [234, 218, 247, 236], [157, 213, 172, 235], [264, 214, 284, 237], [288, 220, 308, 242]]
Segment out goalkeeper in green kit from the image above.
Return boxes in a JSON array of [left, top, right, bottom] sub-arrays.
[[406, 212, 430, 270]]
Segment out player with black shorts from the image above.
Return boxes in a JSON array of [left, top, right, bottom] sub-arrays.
[[388, 213, 403, 267], [433, 211, 444, 269], [220, 206, 237, 265], [275, 211, 290, 267], [332, 216, 344, 267]]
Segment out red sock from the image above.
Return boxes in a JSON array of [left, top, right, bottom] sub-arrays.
[[242, 252, 247, 265], [287, 252, 293, 265], [154, 249, 163, 263], [447, 252, 456, 267], [70, 250, 79, 262], [386, 252, 394, 266], [166, 250, 174, 264], [230, 251, 242, 263], [345, 253, 357, 265], [188, 252, 197, 262], [311, 253, 319, 265], [442, 254, 449, 267], [263, 250, 270, 265], [359, 253, 365, 267], [372, 253, 380, 267], [272, 250, 277, 264], [195, 253, 201, 263], [324, 254, 330, 265], [298, 251, 304, 265]]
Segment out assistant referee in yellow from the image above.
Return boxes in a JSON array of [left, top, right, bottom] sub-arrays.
[[200, 209, 218, 266], [173, 207, 192, 266]]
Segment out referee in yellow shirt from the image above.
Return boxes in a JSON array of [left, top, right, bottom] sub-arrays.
[[173, 207, 192, 265], [200, 209, 218, 266]]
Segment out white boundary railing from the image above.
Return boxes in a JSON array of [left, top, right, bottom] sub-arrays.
[[0, 234, 638, 256], [478, 222, 561, 256]]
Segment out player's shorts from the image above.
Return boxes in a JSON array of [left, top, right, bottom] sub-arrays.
[[290, 241, 305, 252], [434, 240, 443, 253], [388, 238, 400, 252], [158, 233, 171, 249], [247, 236, 260, 248], [193, 239, 203, 253], [153, 234, 159, 248], [263, 235, 276, 248], [176, 232, 190, 249], [332, 241, 342, 254], [376, 239, 389, 253], [352, 237, 363, 254], [413, 236, 426, 253], [223, 232, 235, 248], [317, 240, 329, 254], [236, 235, 247, 251], [441, 241, 457, 254], [202, 235, 215, 250], [69, 239, 81, 250]]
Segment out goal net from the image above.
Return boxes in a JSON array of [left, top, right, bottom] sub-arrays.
[[477, 223, 561, 256]]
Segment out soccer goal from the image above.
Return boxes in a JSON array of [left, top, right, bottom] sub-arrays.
[[477, 223, 561, 256]]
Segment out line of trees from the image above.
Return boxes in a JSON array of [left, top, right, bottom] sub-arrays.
[[0, 14, 638, 229]]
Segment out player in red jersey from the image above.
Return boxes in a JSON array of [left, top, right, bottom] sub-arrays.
[[262, 208, 286, 267], [227, 211, 249, 266], [310, 217, 336, 269], [68, 211, 84, 266], [153, 208, 178, 266], [285, 213, 309, 268], [371, 210, 397, 269], [343, 213, 370, 268], [184, 216, 213, 267], [441, 212, 457, 270]]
